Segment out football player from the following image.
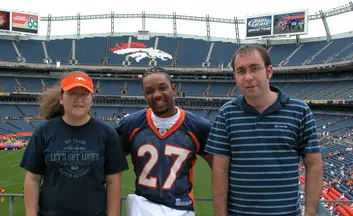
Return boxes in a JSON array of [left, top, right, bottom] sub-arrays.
[[116, 67, 213, 216]]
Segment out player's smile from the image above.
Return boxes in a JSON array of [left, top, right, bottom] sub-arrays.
[[155, 100, 166, 107]]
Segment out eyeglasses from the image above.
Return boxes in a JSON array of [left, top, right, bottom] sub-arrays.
[[64, 91, 92, 99], [235, 65, 267, 76]]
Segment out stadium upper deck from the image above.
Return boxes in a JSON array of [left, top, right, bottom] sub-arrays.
[[0, 33, 352, 68], [0, 5, 353, 138], [1, 2, 353, 70]]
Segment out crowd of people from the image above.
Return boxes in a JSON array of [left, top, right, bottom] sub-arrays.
[[296, 133, 353, 215]]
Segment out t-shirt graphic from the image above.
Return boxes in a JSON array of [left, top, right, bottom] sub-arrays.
[[48, 138, 100, 179]]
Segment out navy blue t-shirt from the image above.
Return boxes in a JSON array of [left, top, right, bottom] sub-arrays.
[[20, 116, 128, 216]]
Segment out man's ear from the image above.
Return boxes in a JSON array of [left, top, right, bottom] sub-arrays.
[[171, 83, 177, 95], [266, 65, 273, 79]]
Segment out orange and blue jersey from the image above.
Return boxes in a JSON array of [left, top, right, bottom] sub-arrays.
[[116, 107, 211, 211]]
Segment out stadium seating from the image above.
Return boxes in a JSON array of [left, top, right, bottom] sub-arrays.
[[76, 37, 107, 65], [4, 75, 352, 100], [47, 39, 72, 64], [1, 34, 353, 161], [312, 37, 353, 64], [269, 43, 297, 66], [0, 39, 17, 62], [176, 38, 210, 67], [0, 103, 352, 136], [16, 40, 44, 63], [287, 41, 327, 66], [210, 41, 239, 68], [2, 34, 353, 67]]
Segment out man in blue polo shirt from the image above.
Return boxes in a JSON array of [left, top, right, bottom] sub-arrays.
[[205, 44, 323, 216]]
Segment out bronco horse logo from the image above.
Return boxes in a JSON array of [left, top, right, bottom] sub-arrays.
[[110, 42, 173, 62]]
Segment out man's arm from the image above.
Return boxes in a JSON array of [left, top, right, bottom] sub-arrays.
[[23, 171, 42, 216], [200, 153, 213, 168], [303, 153, 323, 216], [106, 173, 122, 216], [212, 155, 230, 216]]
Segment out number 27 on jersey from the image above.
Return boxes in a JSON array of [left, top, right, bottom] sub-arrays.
[[137, 144, 191, 190]]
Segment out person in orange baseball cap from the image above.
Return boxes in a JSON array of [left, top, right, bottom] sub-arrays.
[[59, 72, 94, 125], [20, 71, 128, 216], [61, 72, 94, 93]]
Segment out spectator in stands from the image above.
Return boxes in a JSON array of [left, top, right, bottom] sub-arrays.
[[20, 71, 128, 216], [205, 44, 323, 216], [328, 152, 333, 158], [348, 180, 353, 186], [115, 67, 213, 216]]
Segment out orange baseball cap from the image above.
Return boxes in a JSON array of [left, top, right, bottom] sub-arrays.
[[61, 73, 94, 93]]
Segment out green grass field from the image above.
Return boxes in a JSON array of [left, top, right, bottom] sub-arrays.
[[0, 149, 214, 216]]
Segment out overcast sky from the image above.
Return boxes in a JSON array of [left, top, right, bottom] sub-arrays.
[[2, 0, 353, 39]]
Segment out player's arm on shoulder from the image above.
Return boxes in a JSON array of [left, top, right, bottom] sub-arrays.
[[23, 171, 42, 216], [106, 173, 121, 216], [212, 155, 230, 216], [303, 153, 323, 216], [196, 117, 213, 168], [117, 135, 130, 156], [200, 153, 213, 168], [115, 117, 131, 156]]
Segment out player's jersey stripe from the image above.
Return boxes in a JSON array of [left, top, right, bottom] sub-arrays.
[[129, 128, 140, 142], [146, 108, 186, 139], [187, 131, 201, 153]]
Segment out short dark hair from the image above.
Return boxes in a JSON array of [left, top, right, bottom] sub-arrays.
[[142, 67, 172, 84], [231, 44, 271, 72]]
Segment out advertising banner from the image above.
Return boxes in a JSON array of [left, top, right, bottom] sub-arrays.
[[0, 10, 10, 31], [246, 15, 272, 38], [12, 12, 38, 34]]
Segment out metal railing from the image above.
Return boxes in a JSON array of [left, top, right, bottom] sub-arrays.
[[1, 195, 213, 215], [1, 194, 212, 216], [1, 194, 24, 216], [2, 193, 352, 216]]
